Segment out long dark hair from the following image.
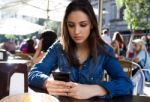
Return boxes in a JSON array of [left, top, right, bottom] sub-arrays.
[[27, 39, 36, 54], [113, 32, 124, 44], [61, 0, 107, 67], [40, 31, 57, 52]]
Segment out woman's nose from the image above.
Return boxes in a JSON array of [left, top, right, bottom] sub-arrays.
[[74, 26, 81, 34]]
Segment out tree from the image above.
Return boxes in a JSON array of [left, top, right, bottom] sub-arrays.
[[4, 34, 16, 40], [44, 20, 60, 33], [116, 0, 150, 29], [116, 0, 150, 57]]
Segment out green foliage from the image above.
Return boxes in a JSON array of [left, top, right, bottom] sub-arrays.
[[116, 0, 150, 30], [116, 0, 125, 7], [44, 20, 60, 33], [4, 34, 16, 40]]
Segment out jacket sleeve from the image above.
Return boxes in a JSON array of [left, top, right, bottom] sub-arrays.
[[99, 48, 133, 98], [28, 43, 58, 88]]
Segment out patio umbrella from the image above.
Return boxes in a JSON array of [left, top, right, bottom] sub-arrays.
[[17, 0, 70, 21], [1, 0, 102, 22], [0, 18, 44, 35]]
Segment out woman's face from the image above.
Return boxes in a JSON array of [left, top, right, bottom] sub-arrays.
[[67, 10, 92, 44], [133, 43, 141, 52], [112, 42, 118, 49]]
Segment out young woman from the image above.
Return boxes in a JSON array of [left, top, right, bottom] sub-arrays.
[[29, 0, 133, 99], [132, 39, 150, 81], [112, 32, 127, 57], [111, 40, 120, 58]]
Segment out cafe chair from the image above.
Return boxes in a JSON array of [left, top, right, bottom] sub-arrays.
[[130, 62, 146, 96], [0, 63, 28, 99], [0, 49, 8, 61], [119, 60, 133, 77], [119, 60, 145, 95], [140, 69, 150, 82], [13, 52, 33, 70], [131, 68, 145, 95], [103, 59, 133, 81], [14, 52, 32, 60]]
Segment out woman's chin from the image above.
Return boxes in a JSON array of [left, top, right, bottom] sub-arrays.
[[72, 38, 87, 45], [74, 41, 84, 44]]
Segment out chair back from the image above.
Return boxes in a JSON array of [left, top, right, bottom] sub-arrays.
[[119, 60, 132, 77], [13, 52, 33, 70], [119, 60, 145, 95], [14, 52, 32, 60], [131, 69, 145, 95], [0, 63, 28, 99]]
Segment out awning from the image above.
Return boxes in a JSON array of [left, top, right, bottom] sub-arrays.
[[0, 18, 44, 35]]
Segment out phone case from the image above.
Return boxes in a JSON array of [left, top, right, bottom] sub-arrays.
[[52, 71, 70, 82]]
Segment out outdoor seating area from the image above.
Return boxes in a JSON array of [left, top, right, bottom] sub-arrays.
[[0, 0, 150, 102]]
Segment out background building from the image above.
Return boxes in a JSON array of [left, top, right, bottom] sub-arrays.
[[90, 0, 150, 44]]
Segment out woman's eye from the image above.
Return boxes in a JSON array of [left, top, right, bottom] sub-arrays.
[[67, 24, 74, 28], [80, 24, 87, 27]]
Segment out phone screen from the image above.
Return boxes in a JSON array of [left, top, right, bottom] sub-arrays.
[[52, 71, 70, 82]]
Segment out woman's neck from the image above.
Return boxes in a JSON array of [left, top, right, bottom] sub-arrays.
[[135, 49, 143, 55], [76, 41, 89, 51], [76, 41, 90, 66]]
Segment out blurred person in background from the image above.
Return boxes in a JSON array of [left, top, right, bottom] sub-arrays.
[[2, 40, 16, 54], [141, 35, 150, 53], [132, 39, 150, 81], [20, 39, 28, 53], [127, 43, 135, 60], [112, 32, 127, 57], [26, 39, 36, 54], [32, 30, 57, 64], [32, 35, 39, 49], [101, 28, 111, 45], [111, 40, 120, 58], [20, 39, 36, 54], [141, 35, 146, 45]]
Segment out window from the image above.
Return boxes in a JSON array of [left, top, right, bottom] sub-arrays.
[[111, 4, 117, 20]]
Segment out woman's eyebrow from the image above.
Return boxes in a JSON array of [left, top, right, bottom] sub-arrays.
[[67, 20, 88, 24], [67, 21, 74, 24]]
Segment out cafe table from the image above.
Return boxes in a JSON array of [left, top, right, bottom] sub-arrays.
[[1, 93, 149, 102], [58, 95, 150, 102], [28, 86, 150, 102], [1, 84, 150, 102]]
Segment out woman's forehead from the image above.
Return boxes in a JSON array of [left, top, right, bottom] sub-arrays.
[[67, 10, 90, 22], [133, 43, 140, 47]]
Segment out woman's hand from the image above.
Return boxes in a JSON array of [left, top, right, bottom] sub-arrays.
[[66, 82, 107, 99], [44, 78, 69, 96], [36, 39, 43, 52], [44, 80, 107, 99], [32, 39, 43, 64]]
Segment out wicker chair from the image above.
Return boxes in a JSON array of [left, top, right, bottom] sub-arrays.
[[14, 52, 32, 60], [119, 60, 133, 77], [13, 52, 33, 70], [119, 60, 145, 95]]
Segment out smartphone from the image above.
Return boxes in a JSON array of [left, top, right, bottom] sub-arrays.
[[52, 71, 70, 82]]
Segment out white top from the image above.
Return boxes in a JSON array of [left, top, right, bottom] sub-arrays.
[[101, 34, 111, 45], [136, 50, 150, 81]]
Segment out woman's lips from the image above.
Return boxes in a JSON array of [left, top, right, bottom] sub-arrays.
[[74, 36, 82, 40]]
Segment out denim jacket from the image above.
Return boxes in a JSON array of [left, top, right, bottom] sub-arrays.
[[28, 41, 133, 98]]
